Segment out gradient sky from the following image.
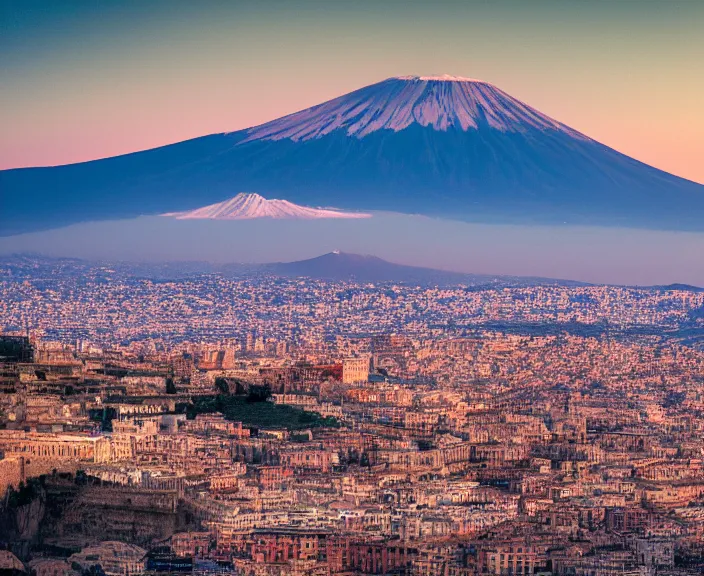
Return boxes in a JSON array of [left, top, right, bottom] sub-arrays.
[[2, 0, 703, 184]]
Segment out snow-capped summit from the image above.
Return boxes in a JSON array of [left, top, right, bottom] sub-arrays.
[[165, 193, 371, 220], [243, 75, 586, 142], [396, 74, 485, 82]]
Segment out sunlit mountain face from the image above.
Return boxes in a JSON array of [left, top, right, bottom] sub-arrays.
[[2, 74, 703, 236]]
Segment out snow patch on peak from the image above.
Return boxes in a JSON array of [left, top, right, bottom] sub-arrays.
[[397, 74, 487, 83], [242, 75, 589, 143], [163, 193, 371, 221]]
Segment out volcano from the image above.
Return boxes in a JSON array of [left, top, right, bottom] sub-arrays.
[[263, 251, 584, 286], [2, 74, 703, 235], [164, 192, 371, 220]]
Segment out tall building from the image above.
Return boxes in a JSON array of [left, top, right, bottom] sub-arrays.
[[342, 356, 370, 384]]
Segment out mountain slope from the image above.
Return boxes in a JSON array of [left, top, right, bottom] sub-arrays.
[[2, 75, 703, 235], [164, 192, 370, 220]]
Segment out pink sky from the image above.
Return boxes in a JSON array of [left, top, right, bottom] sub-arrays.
[[2, 2, 702, 184]]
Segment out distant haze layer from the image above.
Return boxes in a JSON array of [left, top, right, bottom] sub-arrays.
[[0, 213, 702, 286]]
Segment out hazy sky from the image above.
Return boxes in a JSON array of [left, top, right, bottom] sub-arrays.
[[2, 0, 703, 183], [1, 214, 703, 286]]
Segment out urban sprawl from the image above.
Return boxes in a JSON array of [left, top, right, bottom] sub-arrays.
[[1, 258, 704, 576]]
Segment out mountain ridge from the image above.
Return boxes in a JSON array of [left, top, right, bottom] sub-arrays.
[[262, 251, 588, 287]]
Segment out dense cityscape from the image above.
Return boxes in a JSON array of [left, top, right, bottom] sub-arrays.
[[1, 257, 704, 575]]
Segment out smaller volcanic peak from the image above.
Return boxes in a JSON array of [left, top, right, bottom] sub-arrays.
[[268, 251, 443, 283], [265, 251, 583, 286], [267, 251, 476, 285], [243, 75, 587, 142], [164, 193, 371, 220]]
